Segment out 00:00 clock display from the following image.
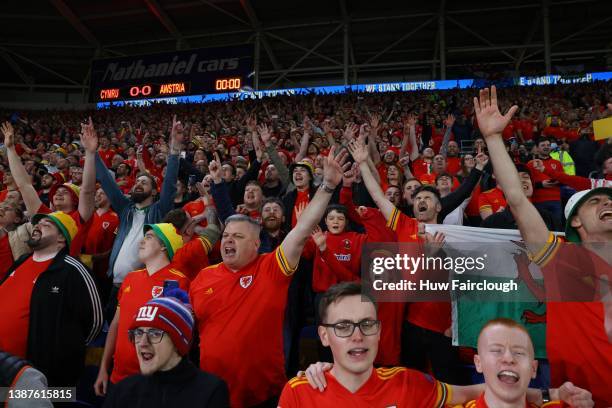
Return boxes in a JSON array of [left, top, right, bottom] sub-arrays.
[[215, 78, 241, 90]]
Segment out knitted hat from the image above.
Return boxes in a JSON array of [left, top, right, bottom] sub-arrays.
[[564, 187, 612, 243], [143, 223, 184, 260], [49, 183, 80, 207], [31, 211, 78, 246], [129, 290, 194, 356]]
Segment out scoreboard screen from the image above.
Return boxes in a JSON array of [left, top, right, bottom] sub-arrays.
[[90, 45, 252, 102]]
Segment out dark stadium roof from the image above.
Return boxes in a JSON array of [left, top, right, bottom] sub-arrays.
[[1, 0, 611, 92]]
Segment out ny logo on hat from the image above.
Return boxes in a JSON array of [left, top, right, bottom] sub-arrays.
[[136, 306, 158, 322], [239, 275, 253, 289]]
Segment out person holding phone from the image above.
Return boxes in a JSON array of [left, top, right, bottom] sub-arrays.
[[94, 223, 189, 397]]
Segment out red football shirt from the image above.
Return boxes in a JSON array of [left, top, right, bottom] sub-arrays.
[[446, 157, 461, 175], [386, 207, 450, 333], [292, 190, 310, 227], [83, 209, 119, 277], [0, 234, 14, 279], [531, 234, 612, 407], [110, 265, 190, 384], [171, 237, 212, 281], [527, 158, 562, 203], [312, 232, 366, 293], [278, 367, 450, 407], [0, 257, 52, 358], [190, 246, 296, 407], [411, 159, 431, 180], [478, 187, 507, 215]]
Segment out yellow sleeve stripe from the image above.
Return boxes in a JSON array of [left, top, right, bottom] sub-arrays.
[[288, 376, 305, 385], [376, 367, 406, 379], [433, 382, 450, 408], [168, 269, 187, 279], [542, 402, 563, 407], [479, 204, 492, 210], [289, 379, 310, 389], [199, 237, 212, 253], [386, 207, 400, 231], [529, 232, 562, 267], [276, 246, 297, 276]]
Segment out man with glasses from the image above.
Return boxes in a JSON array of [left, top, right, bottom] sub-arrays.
[[103, 291, 228, 407], [283, 283, 594, 407], [95, 223, 189, 396]]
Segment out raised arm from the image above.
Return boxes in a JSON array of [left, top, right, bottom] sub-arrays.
[[79, 118, 97, 222], [156, 115, 182, 215], [348, 139, 395, 222], [280, 147, 348, 270], [474, 86, 549, 253], [209, 160, 236, 223], [439, 114, 455, 157], [2, 122, 44, 215]]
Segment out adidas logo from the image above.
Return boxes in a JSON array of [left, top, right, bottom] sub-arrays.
[[51, 286, 60, 294]]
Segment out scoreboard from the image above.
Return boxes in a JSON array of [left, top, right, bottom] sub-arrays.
[[90, 45, 253, 102]]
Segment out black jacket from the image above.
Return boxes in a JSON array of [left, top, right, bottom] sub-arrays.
[[103, 357, 229, 408], [0, 249, 103, 386]]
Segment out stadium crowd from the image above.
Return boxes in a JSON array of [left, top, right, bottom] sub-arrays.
[[0, 80, 610, 407]]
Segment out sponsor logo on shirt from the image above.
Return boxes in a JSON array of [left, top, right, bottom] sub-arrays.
[[335, 253, 351, 262], [239, 275, 253, 289], [151, 286, 163, 298]]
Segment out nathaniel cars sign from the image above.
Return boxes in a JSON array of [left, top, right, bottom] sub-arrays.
[[90, 45, 253, 102]]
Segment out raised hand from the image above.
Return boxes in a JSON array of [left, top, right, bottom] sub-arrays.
[[369, 113, 381, 129], [257, 124, 272, 146], [473, 86, 518, 138], [475, 152, 489, 170], [208, 160, 222, 183], [311, 225, 327, 251], [347, 139, 369, 164], [323, 146, 348, 188], [343, 123, 359, 141], [342, 162, 359, 187], [1, 122, 15, 149], [444, 113, 455, 128], [246, 115, 257, 131], [80, 117, 98, 154], [358, 123, 369, 144], [398, 154, 411, 168], [170, 114, 184, 147]]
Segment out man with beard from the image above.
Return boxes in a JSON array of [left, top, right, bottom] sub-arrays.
[[473, 85, 611, 406], [189, 147, 347, 407], [0, 211, 102, 386], [349, 139, 466, 384], [37, 171, 57, 207], [96, 115, 182, 321], [2, 120, 96, 258], [83, 188, 120, 300]]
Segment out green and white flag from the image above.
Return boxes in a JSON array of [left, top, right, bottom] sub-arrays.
[[425, 224, 557, 359]]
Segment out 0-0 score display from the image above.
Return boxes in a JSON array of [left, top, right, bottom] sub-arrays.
[[98, 77, 242, 101]]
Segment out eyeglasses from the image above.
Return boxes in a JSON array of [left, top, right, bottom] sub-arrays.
[[128, 328, 165, 344], [320, 319, 381, 338]]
